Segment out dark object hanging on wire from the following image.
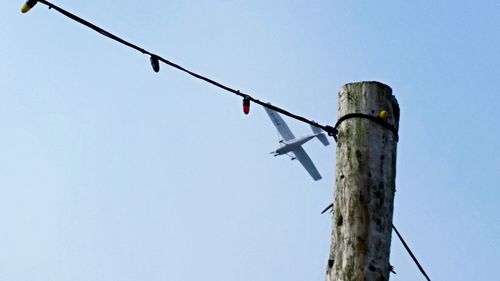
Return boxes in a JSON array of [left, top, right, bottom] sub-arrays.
[[242, 96, 251, 115], [21, 0, 37, 13], [150, 55, 160, 73]]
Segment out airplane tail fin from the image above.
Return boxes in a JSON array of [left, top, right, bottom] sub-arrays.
[[311, 124, 330, 146]]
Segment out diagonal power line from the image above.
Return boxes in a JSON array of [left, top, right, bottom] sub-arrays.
[[392, 224, 432, 281], [24, 0, 337, 137], [321, 203, 432, 280]]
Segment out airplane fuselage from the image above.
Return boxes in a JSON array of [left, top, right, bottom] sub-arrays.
[[274, 134, 317, 155]]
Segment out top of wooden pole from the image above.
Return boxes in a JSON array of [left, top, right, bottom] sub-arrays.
[[339, 81, 399, 133]]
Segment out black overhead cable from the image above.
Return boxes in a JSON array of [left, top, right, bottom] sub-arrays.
[[33, 0, 337, 137], [332, 112, 399, 141], [392, 224, 432, 281]]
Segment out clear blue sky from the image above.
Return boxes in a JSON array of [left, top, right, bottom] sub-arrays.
[[1, 1, 499, 280]]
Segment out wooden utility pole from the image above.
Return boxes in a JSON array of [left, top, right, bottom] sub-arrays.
[[326, 82, 400, 281]]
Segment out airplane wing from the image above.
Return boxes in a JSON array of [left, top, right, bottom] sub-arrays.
[[263, 106, 295, 141], [292, 147, 322, 181]]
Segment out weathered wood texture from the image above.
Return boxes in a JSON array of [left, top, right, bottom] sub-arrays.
[[326, 82, 400, 281]]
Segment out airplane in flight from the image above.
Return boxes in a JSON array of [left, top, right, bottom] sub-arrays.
[[264, 106, 330, 181]]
